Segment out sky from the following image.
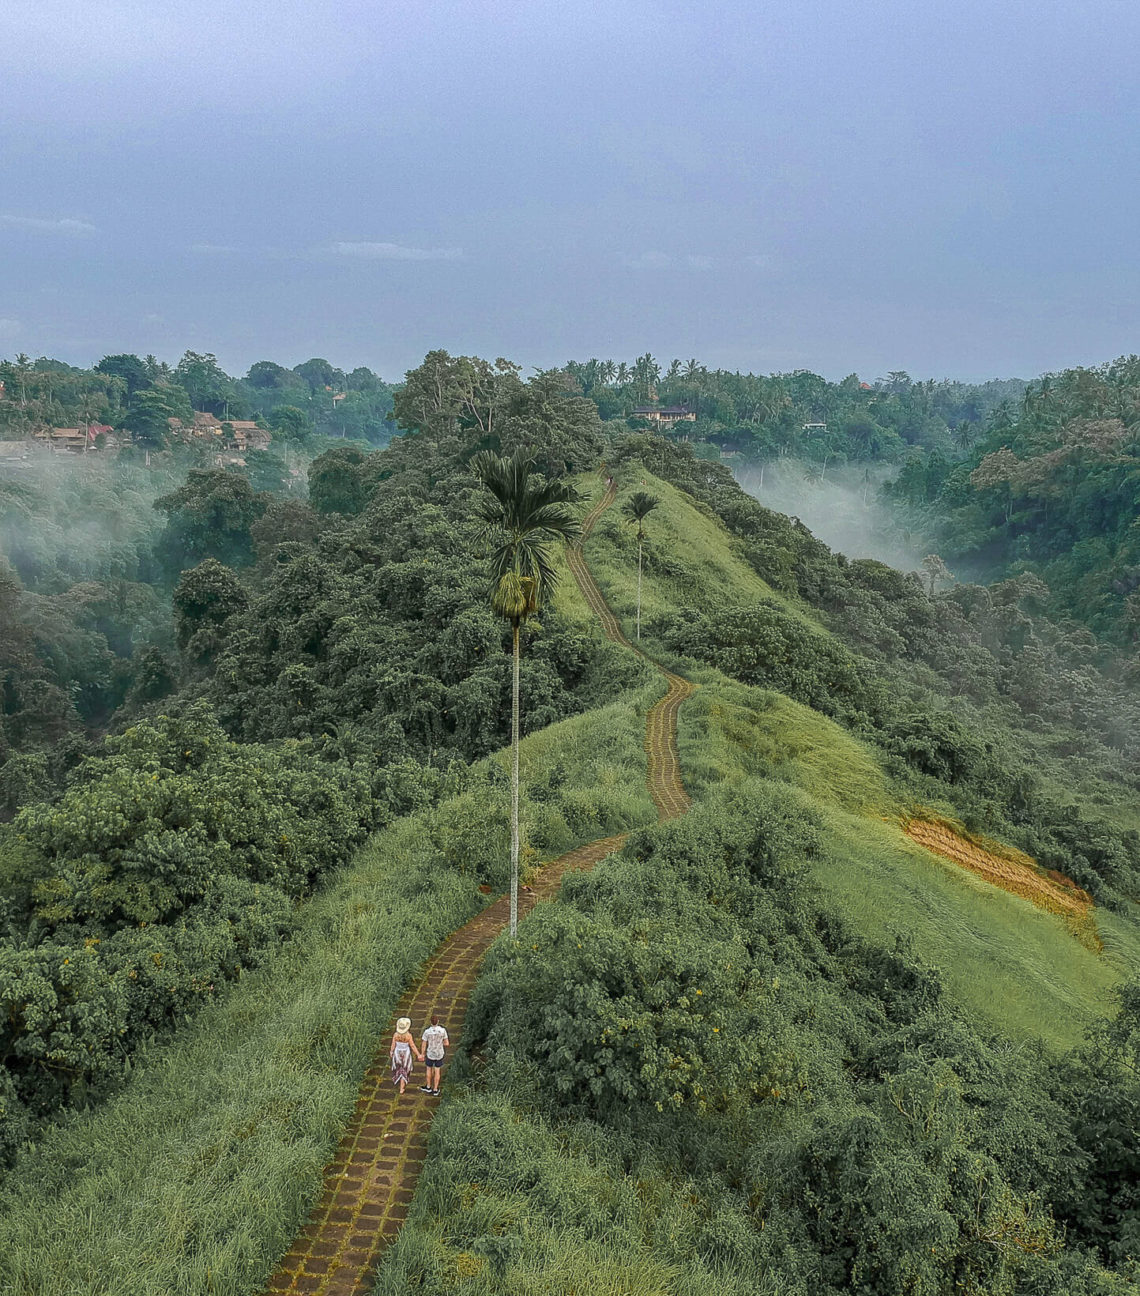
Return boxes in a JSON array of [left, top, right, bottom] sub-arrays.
[[3, 0, 1140, 384]]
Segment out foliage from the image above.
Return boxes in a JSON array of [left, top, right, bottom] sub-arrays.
[[395, 353, 604, 476], [887, 356, 1140, 645], [0, 688, 657, 1295], [613, 444, 1140, 908], [384, 787, 1135, 1294], [153, 470, 269, 574], [0, 702, 372, 1137], [471, 448, 581, 621]]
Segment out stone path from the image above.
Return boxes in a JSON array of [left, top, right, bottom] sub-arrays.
[[260, 476, 693, 1296]]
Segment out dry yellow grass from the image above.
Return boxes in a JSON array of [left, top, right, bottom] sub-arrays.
[[903, 815, 1101, 951]]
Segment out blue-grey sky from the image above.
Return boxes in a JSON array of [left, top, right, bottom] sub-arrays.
[[3, 0, 1139, 383]]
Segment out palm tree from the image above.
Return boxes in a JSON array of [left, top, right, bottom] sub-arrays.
[[951, 421, 977, 455], [471, 448, 580, 936], [622, 491, 659, 640]]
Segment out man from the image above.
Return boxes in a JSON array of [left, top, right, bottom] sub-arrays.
[[420, 1014, 449, 1096]]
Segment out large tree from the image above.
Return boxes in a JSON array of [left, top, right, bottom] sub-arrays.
[[393, 350, 521, 443], [470, 449, 579, 935], [154, 469, 268, 574]]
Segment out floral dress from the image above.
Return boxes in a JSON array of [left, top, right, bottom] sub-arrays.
[[391, 1038, 413, 1086]]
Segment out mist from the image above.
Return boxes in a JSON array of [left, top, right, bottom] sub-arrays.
[[733, 458, 930, 575]]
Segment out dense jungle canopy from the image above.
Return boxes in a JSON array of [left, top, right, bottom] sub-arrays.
[[1, 345, 1139, 1294]]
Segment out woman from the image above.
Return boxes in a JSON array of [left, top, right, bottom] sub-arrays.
[[389, 1016, 422, 1094]]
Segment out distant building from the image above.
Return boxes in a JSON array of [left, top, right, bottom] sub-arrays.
[[801, 422, 827, 433], [34, 424, 114, 452], [224, 420, 272, 450], [631, 404, 697, 425], [168, 411, 272, 452]]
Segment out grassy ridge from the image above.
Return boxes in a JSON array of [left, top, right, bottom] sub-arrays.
[[0, 689, 658, 1296], [374, 781, 1134, 1294], [578, 473, 1140, 1048]]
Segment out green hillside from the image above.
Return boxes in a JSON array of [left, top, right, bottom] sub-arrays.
[[565, 467, 1140, 1048], [0, 692, 659, 1295], [2, 370, 1139, 1294]]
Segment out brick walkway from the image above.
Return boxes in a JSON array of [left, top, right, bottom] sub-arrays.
[[260, 477, 692, 1296]]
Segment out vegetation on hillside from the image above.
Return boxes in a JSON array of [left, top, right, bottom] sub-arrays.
[[886, 356, 1140, 647], [1, 343, 1139, 1293], [606, 441, 1140, 913], [382, 787, 1140, 1295]]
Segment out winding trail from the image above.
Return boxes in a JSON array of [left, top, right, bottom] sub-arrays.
[[261, 477, 693, 1296]]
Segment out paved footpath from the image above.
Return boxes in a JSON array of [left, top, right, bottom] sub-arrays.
[[261, 477, 693, 1296]]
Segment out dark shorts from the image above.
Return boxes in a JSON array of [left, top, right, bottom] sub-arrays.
[[425, 1053, 445, 1068]]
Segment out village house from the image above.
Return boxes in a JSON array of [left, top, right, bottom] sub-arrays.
[[168, 412, 272, 452], [631, 404, 697, 425], [33, 424, 115, 452]]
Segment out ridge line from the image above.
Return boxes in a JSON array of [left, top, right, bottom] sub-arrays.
[[259, 473, 694, 1296]]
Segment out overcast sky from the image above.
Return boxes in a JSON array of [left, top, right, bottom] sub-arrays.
[[3, 0, 1139, 383]]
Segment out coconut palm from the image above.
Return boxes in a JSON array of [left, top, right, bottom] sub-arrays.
[[471, 448, 580, 936], [951, 421, 977, 455], [622, 490, 659, 640]]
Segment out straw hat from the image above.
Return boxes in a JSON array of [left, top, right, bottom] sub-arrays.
[[396, 1017, 411, 1033]]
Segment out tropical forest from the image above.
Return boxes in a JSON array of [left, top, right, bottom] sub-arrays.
[[0, 342, 1138, 1296]]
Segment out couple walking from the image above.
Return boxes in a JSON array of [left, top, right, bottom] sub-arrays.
[[389, 1014, 449, 1095]]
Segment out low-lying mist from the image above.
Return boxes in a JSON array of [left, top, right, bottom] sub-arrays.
[[0, 450, 172, 592], [734, 459, 930, 574]]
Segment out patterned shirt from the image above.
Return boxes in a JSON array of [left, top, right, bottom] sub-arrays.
[[422, 1025, 449, 1060]]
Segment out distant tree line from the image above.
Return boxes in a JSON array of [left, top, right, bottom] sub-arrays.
[[887, 356, 1140, 647], [0, 350, 398, 450]]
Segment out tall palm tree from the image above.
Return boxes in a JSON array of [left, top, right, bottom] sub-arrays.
[[622, 491, 659, 640], [471, 448, 580, 936]]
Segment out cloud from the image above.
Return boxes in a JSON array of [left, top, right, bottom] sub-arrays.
[[686, 254, 715, 270], [745, 253, 776, 270], [0, 318, 21, 339], [189, 242, 240, 254], [1, 214, 96, 235], [326, 241, 463, 261]]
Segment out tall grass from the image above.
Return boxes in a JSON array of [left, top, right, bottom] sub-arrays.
[[571, 470, 1140, 1048], [678, 669, 1140, 1049], [575, 465, 822, 643], [0, 691, 659, 1296], [372, 1090, 773, 1296]]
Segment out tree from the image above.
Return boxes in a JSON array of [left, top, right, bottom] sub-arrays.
[[175, 351, 242, 417], [920, 553, 953, 597], [94, 354, 150, 399], [246, 360, 292, 389], [622, 491, 659, 640], [498, 369, 605, 478], [173, 559, 249, 667], [470, 449, 580, 936], [154, 469, 268, 573], [121, 385, 193, 457], [293, 357, 338, 392], [307, 445, 370, 515], [267, 405, 313, 462], [951, 421, 977, 455], [393, 350, 521, 443]]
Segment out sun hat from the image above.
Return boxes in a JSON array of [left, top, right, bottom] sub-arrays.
[[396, 1017, 411, 1033]]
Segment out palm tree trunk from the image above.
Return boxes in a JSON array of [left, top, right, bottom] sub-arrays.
[[510, 621, 520, 937], [636, 538, 644, 640]]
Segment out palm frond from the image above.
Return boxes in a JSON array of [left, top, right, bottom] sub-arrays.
[[622, 491, 660, 524], [472, 448, 581, 619]]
